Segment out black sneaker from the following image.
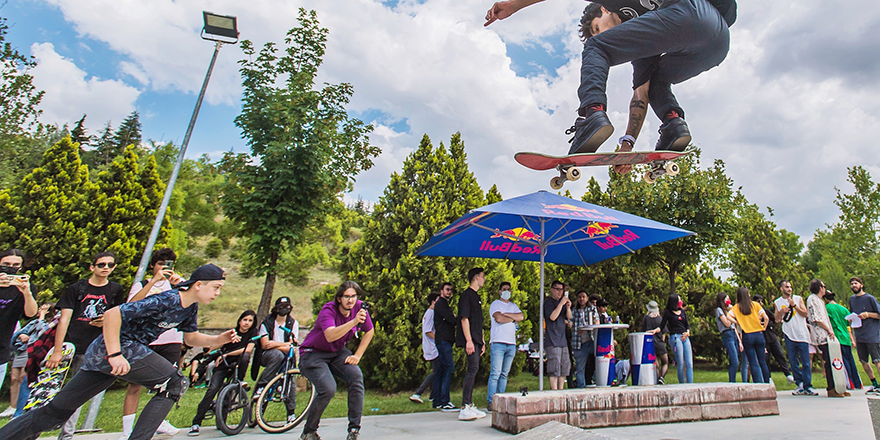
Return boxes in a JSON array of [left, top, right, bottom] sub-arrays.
[[566, 111, 614, 155], [654, 117, 691, 151], [187, 425, 200, 436]]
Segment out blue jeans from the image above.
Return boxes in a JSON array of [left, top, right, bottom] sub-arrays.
[[14, 378, 28, 417], [572, 341, 594, 388], [670, 334, 693, 383], [433, 339, 454, 407], [720, 330, 739, 382], [784, 335, 812, 389], [487, 343, 516, 405], [742, 331, 769, 383]]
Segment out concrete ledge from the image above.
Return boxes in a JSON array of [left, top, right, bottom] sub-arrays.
[[492, 383, 779, 434]]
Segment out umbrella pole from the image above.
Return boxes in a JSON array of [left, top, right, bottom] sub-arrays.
[[538, 221, 545, 391]]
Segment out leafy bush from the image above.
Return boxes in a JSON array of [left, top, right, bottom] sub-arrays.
[[204, 238, 223, 258]]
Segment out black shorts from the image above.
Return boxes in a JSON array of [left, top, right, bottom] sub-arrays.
[[150, 342, 183, 367], [856, 342, 880, 364]]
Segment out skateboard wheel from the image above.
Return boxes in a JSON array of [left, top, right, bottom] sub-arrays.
[[643, 172, 656, 184], [566, 167, 581, 182], [665, 162, 680, 176], [550, 176, 565, 190]]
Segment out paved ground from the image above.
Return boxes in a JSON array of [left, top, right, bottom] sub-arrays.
[[70, 389, 875, 440]]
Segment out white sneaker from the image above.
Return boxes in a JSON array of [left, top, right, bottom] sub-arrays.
[[156, 420, 180, 436], [472, 405, 487, 419], [0, 407, 15, 418], [458, 405, 478, 421], [409, 394, 424, 404], [786, 374, 795, 384]]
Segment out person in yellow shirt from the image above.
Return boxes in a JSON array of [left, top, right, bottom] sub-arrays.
[[730, 287, 770, 383]]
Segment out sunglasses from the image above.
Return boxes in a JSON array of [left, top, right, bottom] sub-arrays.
[[95, 262, 117, 269]]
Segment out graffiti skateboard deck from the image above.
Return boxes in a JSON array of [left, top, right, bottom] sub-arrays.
[[515, 149, 695, 189], [827, 338, 847, 395], [24, 342, 75, 412]]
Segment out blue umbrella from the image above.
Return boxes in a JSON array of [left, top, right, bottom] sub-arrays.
[[416, 190, 694, 389]]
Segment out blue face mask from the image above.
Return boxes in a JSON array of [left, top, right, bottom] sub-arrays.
[[500, 290, 512, 300]]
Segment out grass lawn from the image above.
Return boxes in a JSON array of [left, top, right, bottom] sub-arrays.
[[0, 356, 869, 437]]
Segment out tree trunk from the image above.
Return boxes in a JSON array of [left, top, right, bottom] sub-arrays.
[[256, 252, 279, 323]]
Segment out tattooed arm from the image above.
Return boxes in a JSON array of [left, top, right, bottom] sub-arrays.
[[614, 81, 650, 174]]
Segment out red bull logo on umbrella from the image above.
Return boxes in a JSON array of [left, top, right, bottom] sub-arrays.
[[593, 229, 641, 251], [489, 227, 540, 241], [584, 222, 618, 238]]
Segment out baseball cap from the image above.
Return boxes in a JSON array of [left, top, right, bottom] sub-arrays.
[[646, 301, 659, 313], [274, 297, 292, 307], [175, 264, 225, 289], [596, 299, 608, 307]]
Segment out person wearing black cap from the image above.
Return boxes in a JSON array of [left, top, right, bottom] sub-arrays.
[[251, 296, 299, 420], [0, 264, 240, 440]]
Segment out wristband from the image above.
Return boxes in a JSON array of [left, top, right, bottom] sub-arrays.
[[105, 351, 123, 359], [619, 135, 636, 146]]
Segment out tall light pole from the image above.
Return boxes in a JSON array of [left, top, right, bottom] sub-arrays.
[[79, 12, 239, 434], [133, 12, 239, 283]]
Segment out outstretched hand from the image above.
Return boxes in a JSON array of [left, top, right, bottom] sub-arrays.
[[485, 1, 519, 26], [614, 142, 635, 174], [219, 329, 240, 345]]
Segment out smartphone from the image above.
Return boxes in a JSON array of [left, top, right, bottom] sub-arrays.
[[163, 260, 175, 271], [10, 274, 28, 282]]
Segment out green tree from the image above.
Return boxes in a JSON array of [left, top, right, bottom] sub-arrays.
[[604, 151, 736, 294], [93, 145, 166, 288], [338, 133, 533, 390], [221, 9, 379, 320], [725, 195, 805, 299], [0, 137, 97, 294], [70, 115, 90, 148], [93, 121, 115, 167], [113, 111, 142, 154], [0, 16, 44, 136]]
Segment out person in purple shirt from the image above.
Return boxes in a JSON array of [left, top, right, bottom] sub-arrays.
[[299, 281, 374, 440]]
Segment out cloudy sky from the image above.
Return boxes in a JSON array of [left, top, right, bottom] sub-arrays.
[[5, 0, 879, 244]]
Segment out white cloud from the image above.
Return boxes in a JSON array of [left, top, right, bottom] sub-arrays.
[[31, 0, 880, 242], [30, 42, 141, 132]]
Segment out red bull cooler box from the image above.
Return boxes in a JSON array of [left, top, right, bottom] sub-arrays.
[[628, 332, 657, 386], [584, 323, 629, 386]]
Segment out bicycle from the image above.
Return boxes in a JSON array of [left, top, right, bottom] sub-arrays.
[[254, 325, 315, 434], [213, 335, 262, 435]]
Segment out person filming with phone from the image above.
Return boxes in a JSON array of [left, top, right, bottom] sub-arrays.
[[0, 249, 38, 397], [50, 251, 126, 440]]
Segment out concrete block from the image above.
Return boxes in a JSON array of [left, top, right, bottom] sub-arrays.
[[658, 404, 702, 423], [514, 413, 569, 433], [493, 394, 510, 414], [698, 384, 741, 404], [739, 383, 778, 401], [568, 408, 612, 429], [701, 402, 744, 420], [491, 412, 514, 433], [510, 392, 568, 416], [741, 399, 779, 417]]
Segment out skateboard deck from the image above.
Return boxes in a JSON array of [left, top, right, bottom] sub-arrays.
[[515, 149, 695, 188], [827, 339, 847, 395], [24, 342, 75, 412]]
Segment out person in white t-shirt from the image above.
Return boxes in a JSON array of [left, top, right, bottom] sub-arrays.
[[486, 282, 523, 412], [773, 279, 816, 396], [410, 292, 440, 404], [118, 248, 184, 440]]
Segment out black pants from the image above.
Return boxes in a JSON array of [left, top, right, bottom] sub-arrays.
[[300, 348, 364, 434], [191, 352, 249, 427], [462, 350, 480, 406], [0, 352, 181, 440], [819, 343, 834, 391], [764, 333, 791, 376], [578, 0, 730, 120]]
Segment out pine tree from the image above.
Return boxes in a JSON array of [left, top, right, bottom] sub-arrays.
[[70, 114, 90, 148], [94, 121, 115, 167], [113, 111, 142, 152], [339, 133, 533, 389], [3, 137, 97, 294]]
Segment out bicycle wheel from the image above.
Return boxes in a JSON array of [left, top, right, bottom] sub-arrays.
[[215, 383, 250, 435], [247, 400, 258, 428], [255, 368, 315, 433]]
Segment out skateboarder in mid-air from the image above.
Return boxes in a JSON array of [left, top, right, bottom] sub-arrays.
[[485, 0, 736, 174]]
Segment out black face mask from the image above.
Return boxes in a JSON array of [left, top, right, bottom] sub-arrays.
[[276, 308, 291, 317], [0, 265, 20, 275]]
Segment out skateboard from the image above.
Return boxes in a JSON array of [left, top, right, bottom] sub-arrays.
[[23, 342, 76, 412], [515, 149, 695, 189], [827, 338, 847, 395]]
